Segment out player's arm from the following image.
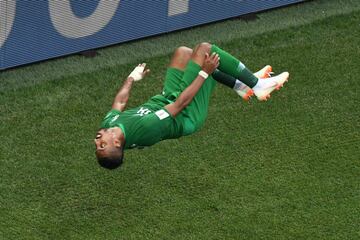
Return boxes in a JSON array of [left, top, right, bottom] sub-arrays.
[[165, 53, 219, 117], [112, 63, 150, 112]]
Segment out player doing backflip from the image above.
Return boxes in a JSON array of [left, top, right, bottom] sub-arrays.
[[94, 42, 289, 169]]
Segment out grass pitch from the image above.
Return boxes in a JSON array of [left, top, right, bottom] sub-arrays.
[[1, 1, 359, 239]]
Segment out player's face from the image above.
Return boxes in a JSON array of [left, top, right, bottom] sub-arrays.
[[94, 129, 117, 155]]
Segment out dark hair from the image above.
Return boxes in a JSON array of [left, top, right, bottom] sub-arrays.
[[96, 148, 124, 170]]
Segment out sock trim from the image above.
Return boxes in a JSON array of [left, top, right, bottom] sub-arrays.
[[233, 79, 242, 90], [237, 62, 246, 72]]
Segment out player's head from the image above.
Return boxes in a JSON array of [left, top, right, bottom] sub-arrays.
[[94, 128, 124, 169]]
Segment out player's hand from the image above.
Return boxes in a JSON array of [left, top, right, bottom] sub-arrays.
[[128, 63, 150, 81], [202, 53, 220, 74]]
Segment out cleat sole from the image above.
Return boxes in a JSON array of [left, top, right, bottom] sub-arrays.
[[258, 94, 270, 101]]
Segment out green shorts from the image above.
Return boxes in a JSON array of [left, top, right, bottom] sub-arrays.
[[162, 60, 217, 135]]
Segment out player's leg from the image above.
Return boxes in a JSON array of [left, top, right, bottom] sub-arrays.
[[162, 46, 193, 100], [211, 44, 289, 101], [177, 43, 217, 133], [168, 46, 193, 71], [212, 65, 273, 101], [163, 43, 215, 106], [165, 45, 273, 101]]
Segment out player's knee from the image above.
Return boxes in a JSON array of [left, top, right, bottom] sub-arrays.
[[194, 42, 212, 54], [173, 46, 192, 62], [170, 46, 193, 70], [175, 46, 193, 57]]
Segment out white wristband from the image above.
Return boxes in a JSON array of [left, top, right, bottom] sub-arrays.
[[128, 64, 146, 81], [198, 70, 209, 79]]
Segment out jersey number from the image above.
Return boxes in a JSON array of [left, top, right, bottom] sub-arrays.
[[136, 107, 151, 117]]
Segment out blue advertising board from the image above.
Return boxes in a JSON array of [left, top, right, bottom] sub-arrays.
[[0, 0, 303, 70]]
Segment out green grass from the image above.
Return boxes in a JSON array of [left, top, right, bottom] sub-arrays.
[[1, 1, 360, 239]]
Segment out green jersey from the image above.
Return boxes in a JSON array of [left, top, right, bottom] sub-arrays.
[[100, 95, 183, 149], [100, 60, 217, 149]]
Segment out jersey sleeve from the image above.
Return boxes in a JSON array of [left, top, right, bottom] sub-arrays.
[[99, 109, 121, 129]]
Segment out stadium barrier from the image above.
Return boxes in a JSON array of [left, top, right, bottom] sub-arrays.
[[0, 0, 303, 70]]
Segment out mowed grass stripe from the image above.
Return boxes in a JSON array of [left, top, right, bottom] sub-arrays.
[[0, 10, 359, 240]]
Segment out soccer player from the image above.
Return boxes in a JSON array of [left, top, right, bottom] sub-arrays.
[[95, 42, 289, 169]]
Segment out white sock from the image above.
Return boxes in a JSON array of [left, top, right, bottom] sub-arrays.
[[233, 79, 248, 91]]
